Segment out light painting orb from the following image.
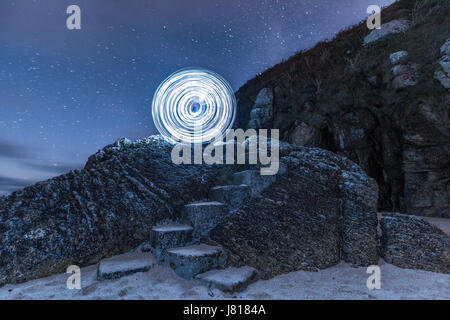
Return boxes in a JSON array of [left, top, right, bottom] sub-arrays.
[[152, 68, 236, 144]]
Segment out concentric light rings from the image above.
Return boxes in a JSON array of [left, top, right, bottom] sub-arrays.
[[152, 68, 236, 144]]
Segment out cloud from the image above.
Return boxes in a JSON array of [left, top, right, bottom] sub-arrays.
[[0, 175, 38, 193], [0, 139, 84, 195], [0, 161, 84, 195], [24, 162, 84, 174], [0, 139, 33, 159]]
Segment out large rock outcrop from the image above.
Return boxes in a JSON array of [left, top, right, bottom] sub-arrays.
[[0, 136, 222, 286], [234, 1, 450, 217], [210, 146, 379, 279], [380, 212, 450, 273], [0, 134, 379, 285]]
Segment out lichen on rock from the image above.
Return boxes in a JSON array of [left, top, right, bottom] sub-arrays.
[[210, 145, 379, 279], [0, 135, 222, 286], [380, 212, 450, 274]]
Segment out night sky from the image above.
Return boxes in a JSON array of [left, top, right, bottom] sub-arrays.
[[0, 0, 394, 195]]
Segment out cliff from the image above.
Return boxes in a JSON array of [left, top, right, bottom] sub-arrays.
[[234, 0, 450, 217]]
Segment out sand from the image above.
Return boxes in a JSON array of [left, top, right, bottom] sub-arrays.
[[0, 258, 448, 300]]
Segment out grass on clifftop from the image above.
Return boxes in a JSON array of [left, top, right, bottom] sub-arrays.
[[236, 0, 450, 132]]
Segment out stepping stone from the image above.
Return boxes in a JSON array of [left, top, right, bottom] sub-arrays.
[[97, 251, 155, 281], [164, 244, 226, 279], [233, 170, 276, 197], [211, 185, 251, 213], [150, 224, 193, 252], [195, 266, 258, 292], [182, 202, 228, 239]]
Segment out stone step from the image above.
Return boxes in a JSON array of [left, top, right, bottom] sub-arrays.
[[150, 224, 194, 252], [233, 170, 276, 197], [182, 202, 228, 239], [211, 184, 251, 213], [97, 251, 155, 281], [195, 266, 258, 292], [163, 244, 226, 279]]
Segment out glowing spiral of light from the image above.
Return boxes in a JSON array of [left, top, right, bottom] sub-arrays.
[[152, 68, 236, 144]]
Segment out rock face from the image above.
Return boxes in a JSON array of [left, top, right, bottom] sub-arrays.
[[234, 1, 450, 217], [1, 132, 378, 285], [97, 251, 155, 281], [441, 38, 450, 56], [401, 101, 450, 218], [289, 121, 316, 146], [163, 244, 226, 279], [195, 266, 258, 292], [434, 38, 450, 91], [211, 185, 251, 213], [0, 136, 222, 286], [389, 51, 409, 65], [211, 146, 379, 279], [391, 64, 419, 90], [232, 170, 276, 197], [363, 20, 410, 46], [247, 88, 274, 129], [439, 55, 450, 74], [181, 202, 228, 240], [434, 70, 450, 90], [389, 50, 419, 90], [149, 224, 194, 254], [380, 212, 450, 274]]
